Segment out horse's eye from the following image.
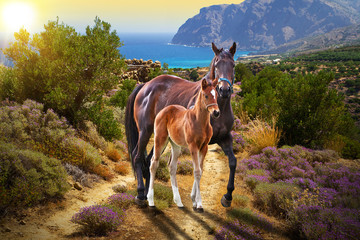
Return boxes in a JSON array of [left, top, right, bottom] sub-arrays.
[[205, 95, 208, 99]]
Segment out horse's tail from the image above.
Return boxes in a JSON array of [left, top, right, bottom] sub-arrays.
[[125, 83, 145, 174]]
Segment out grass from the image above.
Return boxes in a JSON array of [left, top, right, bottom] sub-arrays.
[[242, 117, 281, 155]]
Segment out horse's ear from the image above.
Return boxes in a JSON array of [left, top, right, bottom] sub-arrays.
[[212, 78, 219, 87], [201, 78, 208, 90], [212, 42, 221, 56], [229, 42, 236, 57]]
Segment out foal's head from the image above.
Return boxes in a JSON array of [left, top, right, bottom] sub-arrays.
[[201, 78, 220, 118], [211, 42, 236, 98]]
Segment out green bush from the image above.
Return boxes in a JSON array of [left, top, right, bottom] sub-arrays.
[[0, 142, 70, 213], [108, 79, 137, 109], [253, 182, 300, 217], [0, 100, 102, 170], [0, 65, 17, 101], [3, 17, 126, 126], [341, 137, 360, 159], [83, 100, 122, 141]]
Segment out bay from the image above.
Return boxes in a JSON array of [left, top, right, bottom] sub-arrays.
[[119, 33, 250, 69]]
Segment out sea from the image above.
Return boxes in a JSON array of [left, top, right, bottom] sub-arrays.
[[119, 33, 250, 69], [0, 33, 250, 69]]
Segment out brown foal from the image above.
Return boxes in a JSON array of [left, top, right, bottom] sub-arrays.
[[147, 78, 219, 212]]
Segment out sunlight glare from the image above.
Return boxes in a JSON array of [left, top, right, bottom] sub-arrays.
[[2, 2, 35, 33]]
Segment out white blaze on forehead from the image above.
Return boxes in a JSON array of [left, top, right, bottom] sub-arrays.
[[211, 89, 216, 99]]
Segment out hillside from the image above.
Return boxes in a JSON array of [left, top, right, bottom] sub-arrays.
[[258, 23, 360, 54], [171, 0, 360, 51]]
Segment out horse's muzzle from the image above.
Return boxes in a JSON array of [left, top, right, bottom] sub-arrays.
[[218, 86, 232, 98], [212, 110, 220, 118]]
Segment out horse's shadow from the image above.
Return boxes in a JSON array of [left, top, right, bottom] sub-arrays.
[[140, 205, 286, 240]]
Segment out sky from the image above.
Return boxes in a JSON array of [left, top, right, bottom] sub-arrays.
[[0, 0, 243, 36]]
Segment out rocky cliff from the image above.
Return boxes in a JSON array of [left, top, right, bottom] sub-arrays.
[[171, 0, 360, 51]]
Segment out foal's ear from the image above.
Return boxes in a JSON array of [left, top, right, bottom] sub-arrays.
[[229, 42, 236, 57], [201, 78, 208, 90], [212, 78, 219, 87], [212, 42, 221, 56]]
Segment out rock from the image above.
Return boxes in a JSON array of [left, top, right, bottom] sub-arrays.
[[74, 182, 83, 191], [19, 220, 26, 225]]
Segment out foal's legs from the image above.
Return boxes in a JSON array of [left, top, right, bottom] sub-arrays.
[[169, 142, 183, 207], [147, 128, 169, 207], [190, 144, 206, 212]]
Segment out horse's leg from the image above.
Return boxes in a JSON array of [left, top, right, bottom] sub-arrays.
[[133, 129, 152, 205], [169, 142, 183, 207], [189, 145, 203, 212], [147, 125, 169, 207], [218, 135, 237, 207]]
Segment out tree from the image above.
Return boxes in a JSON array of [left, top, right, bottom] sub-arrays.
[[189, 69, 199, 81], [4, 17, 126, 125]]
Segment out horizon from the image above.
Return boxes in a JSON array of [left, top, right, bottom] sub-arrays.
[[0, 0, 243, 36]]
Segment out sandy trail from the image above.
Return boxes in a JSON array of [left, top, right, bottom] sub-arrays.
[[0, 145, 235, 240]]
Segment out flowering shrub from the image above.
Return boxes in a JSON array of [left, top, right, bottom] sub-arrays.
[[238, 145, 360, 238], [177, 159, 193, 175], [0, 100, 102, 170], [214, 219, 263, 240], [231, 131, 246, 153], [71, 205, 123, 235], [114, 161, 130, 175], [0, 142, 70, 213], [107, 193, 135, 209]]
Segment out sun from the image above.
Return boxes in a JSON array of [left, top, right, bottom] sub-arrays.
[[2, 2, 35, 33]]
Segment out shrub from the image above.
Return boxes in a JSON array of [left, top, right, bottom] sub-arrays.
[[253, 182, 300, 217], [79, 120, 107, 151], [0, 142, 70, 213], [0, 100, 102, 171], [153, 183, 173, 210], [0, 65, 17, 101], [242, 118, 281, 155], [288, 206, 360, 240], [105, 143, 123, 162], [214, 219, 263, 240], [63, 163, 100, 188], [232, 195, 250, 208], [156, 153, 170, 182], [71, 205, 123, 236], [177, 159, 193, 175], [107, 193, 135, 209], [114, 161, 130, 176], [108, 79, 137, 109], [3, 18, 126, 126], [92, 164, 114, 181]]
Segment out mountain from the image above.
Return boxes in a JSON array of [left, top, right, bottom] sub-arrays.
[[171, 0, 360, 51], [257, 23, 360, 55]]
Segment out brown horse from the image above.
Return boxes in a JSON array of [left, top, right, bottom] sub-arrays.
[[125, 42, 237, 207], [147, 78, 219, 212]]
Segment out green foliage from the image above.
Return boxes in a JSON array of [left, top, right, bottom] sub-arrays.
[[341, 136, 360, 159], [237, 65, 356, 147], [0, 142, 70, 213], [0, 65, 17, 101], [3, 17, 126, 126], [83, 100, 122, 141], [189, 69, 199, 81], [155, 153, 170, 182], [253, 182, 300, 217], [239, 67, 282, 119], [234, 63, 252, 83], [153, 183, 173, 210], [0, 99, 102, 170], [108, 79, 137, 109]]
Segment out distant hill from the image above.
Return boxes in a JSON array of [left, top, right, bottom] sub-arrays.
[[257, 23, 360, 55], [171, 0, 360, 51]]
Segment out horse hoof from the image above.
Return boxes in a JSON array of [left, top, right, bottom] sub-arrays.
[[135, 196, 148, 207], [221, 195, 232, 208], [194, 207, 204, 213]]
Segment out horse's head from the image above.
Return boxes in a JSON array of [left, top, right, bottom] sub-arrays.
[[211, 42, 236, 98], [201, 78, 220, 118]]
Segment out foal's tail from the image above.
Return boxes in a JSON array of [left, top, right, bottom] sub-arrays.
[[125, 83, 145, 174]]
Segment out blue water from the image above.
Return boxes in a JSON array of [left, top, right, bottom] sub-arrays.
[[119, 33, 250, 69]]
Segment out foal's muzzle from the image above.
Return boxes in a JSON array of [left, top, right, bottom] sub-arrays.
[[212, 110, 220, 118]]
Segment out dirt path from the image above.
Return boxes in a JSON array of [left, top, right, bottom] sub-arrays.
[[0, 145, 233, 240], [1, 144, 290, 240]]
